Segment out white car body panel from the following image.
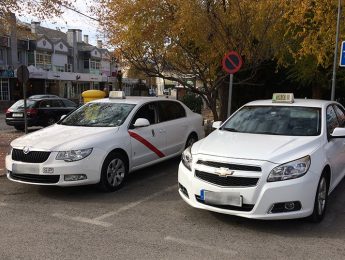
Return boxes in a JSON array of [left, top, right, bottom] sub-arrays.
[[6, 96, 205, 187], [178, 98, 345, 220]]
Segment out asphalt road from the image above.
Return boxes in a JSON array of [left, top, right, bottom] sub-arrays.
[[1, 156, 345, 260]]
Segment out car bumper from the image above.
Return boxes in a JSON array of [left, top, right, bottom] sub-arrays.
[[5, 149, 105, 187], [6, 117, 38, 126], [178, 162, 319, 220]]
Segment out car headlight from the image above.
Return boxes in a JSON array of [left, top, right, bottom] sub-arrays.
[[182, 146, 193, 171], [267, 156, 311, 182], [56, 148, 93, 162]]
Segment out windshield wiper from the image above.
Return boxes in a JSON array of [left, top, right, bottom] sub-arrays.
[[222, 127, 238, 132]]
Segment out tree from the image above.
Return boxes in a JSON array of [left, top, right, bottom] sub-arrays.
[[0, 0, 73, 33], [98, 0, 284, 120], [274, 0, 345, 99]]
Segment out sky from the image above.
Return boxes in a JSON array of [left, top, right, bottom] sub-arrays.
[[16, 0, 103, 46]]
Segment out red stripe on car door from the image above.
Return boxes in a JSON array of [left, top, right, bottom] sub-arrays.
[[128, 131, 165, 158]]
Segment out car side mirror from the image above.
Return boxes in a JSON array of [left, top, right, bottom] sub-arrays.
[[133, 118, 150, 128], [60, 115, 66, 120], [212, 121, 222, 129], [330, 127, 345, 138]]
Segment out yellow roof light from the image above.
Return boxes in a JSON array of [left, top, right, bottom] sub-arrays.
[[109, 91, 126, 99], [272, 93, 294, 103]]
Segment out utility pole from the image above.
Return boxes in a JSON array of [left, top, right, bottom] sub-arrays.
[[331, 0, 342, 101]]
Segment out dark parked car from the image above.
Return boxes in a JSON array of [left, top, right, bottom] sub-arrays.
[[5, 97, 77, 130]]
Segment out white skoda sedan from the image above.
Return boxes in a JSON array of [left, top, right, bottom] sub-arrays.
[[178, 94, 345, 222], [6, 92, 204, 191]]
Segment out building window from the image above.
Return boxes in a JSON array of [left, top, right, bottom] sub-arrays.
[[17, 51, 23, 63], [65, 64, 72, 72], [36, 52, 52, 70], [54, 65, 65, 72], [0, 48, 4, 63], [0, 78, 10, 100], [90, 60, 100, 70]]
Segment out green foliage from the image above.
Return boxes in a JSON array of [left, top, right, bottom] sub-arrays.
[[181, 93, 203, 114]]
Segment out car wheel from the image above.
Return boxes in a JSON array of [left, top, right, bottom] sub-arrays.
[[98, 152, 128, 192], [14, 125, 24, 131], [309, 173, 328, 222], [46, 118, 56, 126], [185, 133, 198, 148]]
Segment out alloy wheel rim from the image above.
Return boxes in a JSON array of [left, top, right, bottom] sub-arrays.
[[106, 158, 125, 187], [317, 177, 327, 216]]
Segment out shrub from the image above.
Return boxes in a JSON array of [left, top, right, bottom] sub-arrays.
[[181, 93, 203, 114]]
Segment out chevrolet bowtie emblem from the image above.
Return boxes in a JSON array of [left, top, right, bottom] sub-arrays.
[[214, 167, 234, 177]]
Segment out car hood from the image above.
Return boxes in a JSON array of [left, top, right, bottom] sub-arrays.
[[193, 130, 322, 164], [11, 124, 120, 151]]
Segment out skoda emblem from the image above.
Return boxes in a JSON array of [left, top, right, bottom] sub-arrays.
[[215, 167, 234, 177], [23, 146, 30, 154]]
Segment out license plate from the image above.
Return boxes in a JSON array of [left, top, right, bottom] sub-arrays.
[[200, 190, 242, 207], [12, 163, 39, 174], [12, 113, 23, 118]]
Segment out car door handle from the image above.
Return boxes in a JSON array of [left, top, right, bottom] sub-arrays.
[[152, 129, 155, 137]]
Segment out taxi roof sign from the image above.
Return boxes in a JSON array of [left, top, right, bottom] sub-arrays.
[[109, 91, 126, 99], [272, 93, 294, 103]]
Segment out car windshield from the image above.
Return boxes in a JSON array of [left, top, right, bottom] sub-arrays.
[[10, 100, 36, 109], [59, 102, 135, 127], [221, 106, 321, 136]]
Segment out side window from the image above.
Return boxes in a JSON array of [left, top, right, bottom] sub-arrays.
[[326, 106, 339, 134], [39, 100, 50, 108], [51, 99, 63, 107], [334, 105, 345, 127], [158, 101, 186, 122], [62, 99, 77, 107], [130, 103, 157, 127]]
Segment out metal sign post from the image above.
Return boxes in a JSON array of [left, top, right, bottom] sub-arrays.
[[222, 51, 243, 118], [17, 65, 30, 134], [228, 74, 234, 117]]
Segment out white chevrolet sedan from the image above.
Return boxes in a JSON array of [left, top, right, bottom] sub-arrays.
[[6, 92, 204, 191], [178, 94, 345, 222]]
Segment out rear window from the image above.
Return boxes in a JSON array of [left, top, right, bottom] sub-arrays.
[[10, 100, 36, 109], [61, 99, 77, 107]]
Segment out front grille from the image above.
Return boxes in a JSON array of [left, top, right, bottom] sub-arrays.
[[195, 170, 259, 187], [12, 149, 50, 163], [195, 195, 254, 211], [197, 160, 261, 172], [9, 172, 60, 184]]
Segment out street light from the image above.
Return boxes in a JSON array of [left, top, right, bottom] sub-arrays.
[[331, 0, 342, 101]]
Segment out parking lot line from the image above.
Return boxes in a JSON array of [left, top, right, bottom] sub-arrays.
[[52, 213, 112, 228], [52, 184, 177, 227], [164, 236, 238, 256], [94, 184, 176, 221]]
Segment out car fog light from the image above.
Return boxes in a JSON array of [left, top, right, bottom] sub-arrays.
[[64, 174, 87, 181], [285, 202, 295, 211], [269, 201, 302, 213]]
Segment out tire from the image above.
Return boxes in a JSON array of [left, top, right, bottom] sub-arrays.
[[14, 125, 24, 131], [46, 117, 56, 126], [309, 174, 329, 222], [185, 133, 198, 148], [98, 152, 128, 192]]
